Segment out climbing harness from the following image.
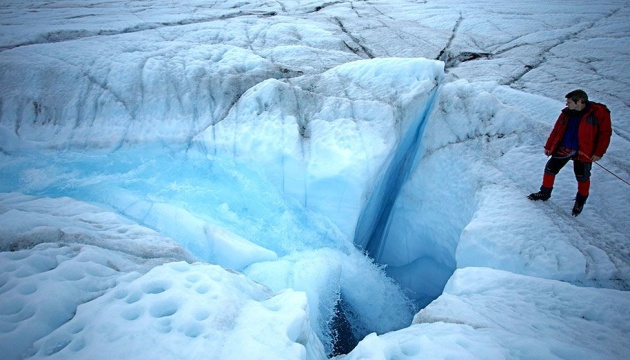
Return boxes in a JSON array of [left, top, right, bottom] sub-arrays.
[[552, 146, 577, 159]]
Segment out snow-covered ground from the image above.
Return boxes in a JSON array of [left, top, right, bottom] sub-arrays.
[[1, 0, 629, 359]]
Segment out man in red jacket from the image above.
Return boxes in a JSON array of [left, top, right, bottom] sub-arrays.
[[528, 89, 612, 216]]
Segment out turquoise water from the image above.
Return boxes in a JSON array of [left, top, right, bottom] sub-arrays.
[[0, 144, 346, 260]]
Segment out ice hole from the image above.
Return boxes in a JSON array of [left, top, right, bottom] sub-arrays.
[[142, 280, 172, 295], [149, 299, 180, 318]]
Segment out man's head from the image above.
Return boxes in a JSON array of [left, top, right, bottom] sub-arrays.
[[565, 89, 588, 111]]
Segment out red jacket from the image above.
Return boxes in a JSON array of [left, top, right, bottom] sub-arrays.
[[544, 102, 612, 162]]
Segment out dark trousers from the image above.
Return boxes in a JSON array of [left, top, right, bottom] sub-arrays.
[[544, 156, 592, 182], [542, 155, 592, 196]]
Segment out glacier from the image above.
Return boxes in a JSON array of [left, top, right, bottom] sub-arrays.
[[1, 0, 630, 359]]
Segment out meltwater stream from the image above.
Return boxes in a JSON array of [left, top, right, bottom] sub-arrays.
[[0, 146, 343, 261]]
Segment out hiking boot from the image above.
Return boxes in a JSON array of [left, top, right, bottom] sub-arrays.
[[572, 194, 588, 217], [528, 190, 551, 201]]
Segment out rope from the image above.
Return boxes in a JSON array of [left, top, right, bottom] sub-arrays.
[[593, 161, 630, 187], [577, 150, 630, 188]]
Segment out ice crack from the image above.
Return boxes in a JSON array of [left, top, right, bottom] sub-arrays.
[[354, 85, 440, 259]]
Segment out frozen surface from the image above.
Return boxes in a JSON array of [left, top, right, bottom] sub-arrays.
[[1, 0, 629, 359], [343, 268, 630, 360], [27, 261, 326, 360]]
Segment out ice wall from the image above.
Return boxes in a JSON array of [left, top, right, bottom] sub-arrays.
[[197, 58, 444, 236], [195, 58, 448, 307]]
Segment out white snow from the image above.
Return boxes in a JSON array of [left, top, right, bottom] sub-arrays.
[[1, 0, 629, 359], [27, 261, 326, 360]]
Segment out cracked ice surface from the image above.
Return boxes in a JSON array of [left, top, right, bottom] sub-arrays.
[[1, 0, 630, 359]]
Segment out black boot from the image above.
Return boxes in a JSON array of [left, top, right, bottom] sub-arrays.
[[528, 187, 552, 201], [572, 193, 588, 217]]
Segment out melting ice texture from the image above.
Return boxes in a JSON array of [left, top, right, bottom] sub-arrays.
[[1, 0, 630, 359]]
